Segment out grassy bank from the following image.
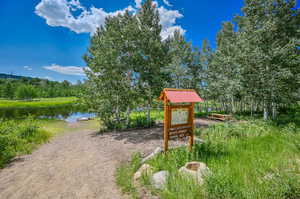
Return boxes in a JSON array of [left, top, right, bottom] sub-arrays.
[[0, 97, 78, 108], [117, 120, 300, 199], [0, 118, 52, 168]]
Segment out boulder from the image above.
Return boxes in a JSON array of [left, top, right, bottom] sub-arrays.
[[179, 162, 210, 185], [151, 171, 169, 189]]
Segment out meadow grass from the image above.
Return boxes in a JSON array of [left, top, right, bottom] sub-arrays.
[[117, 119, 300, 199], [0, 117, 101, 168], [0, 117, 52, 168], [0, 97, 78, 108]]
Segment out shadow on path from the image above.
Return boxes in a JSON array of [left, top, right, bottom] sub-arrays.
[[92, 127, 163, 144], [91, 118, 219, 144]]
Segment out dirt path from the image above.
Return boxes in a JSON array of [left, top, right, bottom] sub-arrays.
[[0, 119, 215, 199]]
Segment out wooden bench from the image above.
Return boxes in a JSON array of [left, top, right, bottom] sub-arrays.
[[207, 113, 232, 121]]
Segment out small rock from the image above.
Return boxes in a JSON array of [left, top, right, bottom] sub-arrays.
[[194, 137, 205, 144], [77, 117, 89, 121], [179, 162, 210, 185], [142, 147, 163, 163], [134, 164, 153, 182], [151, 171, 169, 189], [263, 173, 275, 181]]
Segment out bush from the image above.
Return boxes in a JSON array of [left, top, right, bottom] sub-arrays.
[[0, 118, 51, 167]]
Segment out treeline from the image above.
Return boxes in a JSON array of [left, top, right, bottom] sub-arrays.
[[206, 0, 300, 120], [0, 77, 83, 100], [84, 0, 299, 128]]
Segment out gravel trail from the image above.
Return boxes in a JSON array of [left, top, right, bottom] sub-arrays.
[[0, 127, 176, 199], [0, 119, 214, 199]]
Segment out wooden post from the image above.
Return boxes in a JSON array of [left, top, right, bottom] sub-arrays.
[[189, 103, 195, 151], [163, 96, 169, 152]]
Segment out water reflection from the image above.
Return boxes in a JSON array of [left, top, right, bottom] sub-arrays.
[[0, 105, 95, 122]]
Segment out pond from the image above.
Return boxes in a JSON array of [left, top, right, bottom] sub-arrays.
[[0, 105, 95, 123]]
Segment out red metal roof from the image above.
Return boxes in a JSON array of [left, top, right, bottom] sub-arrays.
[[163, 90, 204, 103]]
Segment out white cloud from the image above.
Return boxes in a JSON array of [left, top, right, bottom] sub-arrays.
[[157, 6, 184, 39], [35, 0, 184, 39], [135, 0, 142, 8], [162, 0, 172, 7], [44, 64, 86, 76], [24, 66, 33, 71], [35, 0, 133, 34]]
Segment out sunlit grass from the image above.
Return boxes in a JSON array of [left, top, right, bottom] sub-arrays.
[[0, 118, 52, 168], [117, 119, 300, 199], [39, 118, 101, 135], [0, 97, 78, 108]]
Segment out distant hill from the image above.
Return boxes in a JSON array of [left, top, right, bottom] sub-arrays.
[[0, 73, 33, 80]]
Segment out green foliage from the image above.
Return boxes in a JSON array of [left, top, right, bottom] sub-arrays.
[[0, 118, 51, 167], [0, 77, 82, 99], [2, 82, 14, 99], [165, 30, 192, 89], [15, 85, 38, 100], [207, 0, 300, 119], [84, 0, 300, 133], [128, 110, 163, 129], [84, 0, 169, 129]]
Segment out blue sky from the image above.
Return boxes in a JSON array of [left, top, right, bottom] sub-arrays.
[[0, 0, 297, 83]]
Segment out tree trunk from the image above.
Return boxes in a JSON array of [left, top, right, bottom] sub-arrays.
[[221, 101, 225, 112], [272, 102, 277, 120], [147, 96, 152, 127], [250, 99, 253, 117], [263, 102, 269, 120], [125, 106, 131, 127], [231, 97, 236, 113]]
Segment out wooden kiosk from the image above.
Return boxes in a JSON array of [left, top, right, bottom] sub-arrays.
[[159, 88, 204, 152]]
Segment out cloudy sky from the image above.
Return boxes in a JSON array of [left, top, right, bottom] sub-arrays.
[[1, 0, 294, 83]]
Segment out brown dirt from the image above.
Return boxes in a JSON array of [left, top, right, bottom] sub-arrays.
[[0, 119, 216, 199]]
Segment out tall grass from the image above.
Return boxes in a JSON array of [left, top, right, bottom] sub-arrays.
[[116, 153, 142, 199], [128, 110, 164, 129], [0, 118, 51, 167], [118, 120, 300, 199]]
